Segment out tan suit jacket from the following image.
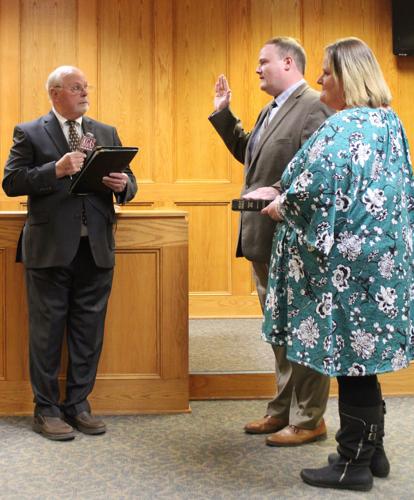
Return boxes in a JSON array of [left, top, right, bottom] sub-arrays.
[[209, 83, 333, 263]]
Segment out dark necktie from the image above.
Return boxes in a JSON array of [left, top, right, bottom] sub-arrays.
[[66, 121, 87, 228], [262, 99, 278, 130], [67, 120, 81, 151]]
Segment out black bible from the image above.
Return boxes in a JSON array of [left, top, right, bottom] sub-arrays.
[[231, 198, 271, 211]]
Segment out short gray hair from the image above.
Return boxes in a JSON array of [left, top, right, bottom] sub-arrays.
[[265, 37, 306, 74], [45, 65, 80, 94]]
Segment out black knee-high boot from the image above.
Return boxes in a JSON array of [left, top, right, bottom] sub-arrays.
[[300, 401, 381, 491], [370, 399, 390, 477], [328, 398, 390, 477]]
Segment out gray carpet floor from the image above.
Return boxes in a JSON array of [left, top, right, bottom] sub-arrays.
[[1, 397, 413, 499], [189, 318, 274, 373]]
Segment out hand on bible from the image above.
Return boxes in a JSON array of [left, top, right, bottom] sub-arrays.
[[243, 186, 279, 200], [262, 196, 284, 221]]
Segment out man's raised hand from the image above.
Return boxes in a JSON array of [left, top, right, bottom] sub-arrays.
[[214, 74, 232, 112]]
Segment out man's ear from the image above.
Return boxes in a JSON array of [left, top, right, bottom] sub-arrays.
[[283, 56, 293, 70], [49, 88, 58, 101]]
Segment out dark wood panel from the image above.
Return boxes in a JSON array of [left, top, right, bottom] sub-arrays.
[[190, 368, 414, 399]]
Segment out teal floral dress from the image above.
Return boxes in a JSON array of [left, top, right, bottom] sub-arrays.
[[262, 107, 414, 377]]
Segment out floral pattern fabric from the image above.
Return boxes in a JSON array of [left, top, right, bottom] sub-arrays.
[[262, 107, 414, 377]]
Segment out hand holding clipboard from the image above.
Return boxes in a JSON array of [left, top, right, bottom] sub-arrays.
[[69, 146, 138, 195]]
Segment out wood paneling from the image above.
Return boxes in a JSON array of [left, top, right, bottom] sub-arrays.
[[1, 215, 29, 383], [153, 0, 174, 184], [190, 365, 414, 400], [302, 0, 397, 98], [0, 211, 189, 414], [102, 250, 160, 375], [0, 248, 5, 379], [78, 0, 98, 112], [190, 373, 276, 400], [395, 58, 414, 143], [0, 0, 20, 179], [176, 202, 230, 292], [98, 0, 153, 181], [1, 0, 414, 402], [249, 0, 302, 111], [174, 0, 228, 182], [1, 0, 414, 319], [20, 0, 78, 121]]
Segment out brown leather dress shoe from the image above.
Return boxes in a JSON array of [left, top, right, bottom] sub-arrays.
[[65, 411, 106, 435], [244, 415, 288, 434], [266, 419, 327, 447], [33, 415, 76, 441]]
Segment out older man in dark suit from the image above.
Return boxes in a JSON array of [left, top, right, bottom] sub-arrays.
[[2, 65, 137, 441], [209, 38, 332, 446]]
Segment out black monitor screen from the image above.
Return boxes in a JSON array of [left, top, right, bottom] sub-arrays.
[[392, 0, 414, 55]]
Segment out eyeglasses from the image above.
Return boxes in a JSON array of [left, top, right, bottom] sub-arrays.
[[53, 84, 94, 95]]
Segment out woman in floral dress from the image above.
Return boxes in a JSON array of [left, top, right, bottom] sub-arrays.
[[262, 37, 414, 491]]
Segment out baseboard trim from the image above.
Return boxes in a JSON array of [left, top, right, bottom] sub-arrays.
[[190, 373, 276, 400], [190, 364, 414, 400]]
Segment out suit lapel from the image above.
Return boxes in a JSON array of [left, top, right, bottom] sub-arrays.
[[43, 111, 70, 156], [245, 105, 271, 165], [43, 113, 99, 155], [248, 83, 309, 168]]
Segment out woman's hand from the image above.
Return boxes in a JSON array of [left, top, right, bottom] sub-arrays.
[[261, 196, 283, 221]]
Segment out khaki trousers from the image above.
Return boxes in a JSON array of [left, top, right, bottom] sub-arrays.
[[252, 261, 330, 429]]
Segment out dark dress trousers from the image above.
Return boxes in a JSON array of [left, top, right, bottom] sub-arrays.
[[2, 111, 138, 417]]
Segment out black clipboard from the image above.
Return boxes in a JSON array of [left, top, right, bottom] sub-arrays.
[[69, 146, 138, 194]]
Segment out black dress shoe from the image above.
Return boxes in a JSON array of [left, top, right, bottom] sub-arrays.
[[65, 411, 106, 435], [33, 415, 76, 441]]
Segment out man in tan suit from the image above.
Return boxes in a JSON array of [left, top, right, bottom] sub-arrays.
[[209, 37, 332, 446]]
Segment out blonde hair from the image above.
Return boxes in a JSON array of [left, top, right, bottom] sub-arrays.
[[325, 37, 391, 108]]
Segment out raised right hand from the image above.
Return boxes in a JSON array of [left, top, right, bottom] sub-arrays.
[[214, 74, 232, 112], [55, 152, 86, 179]]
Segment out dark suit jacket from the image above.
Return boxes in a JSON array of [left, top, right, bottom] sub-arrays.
[[209, 83, 333, 263], [2, 111, 138, 269]]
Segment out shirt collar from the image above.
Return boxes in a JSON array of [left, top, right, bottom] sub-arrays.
[[274, 79, 306, 108], [52, 107, 83, 127]]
